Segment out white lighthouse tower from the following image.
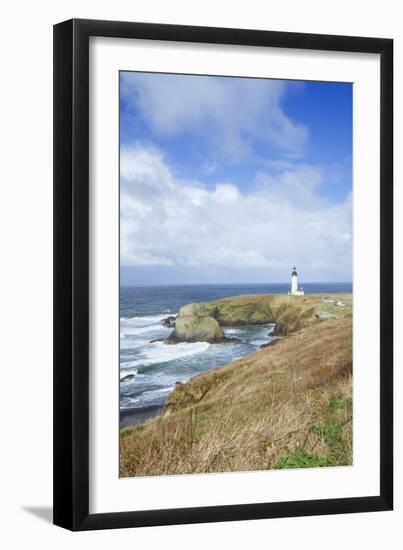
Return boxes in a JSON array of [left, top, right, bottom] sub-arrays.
[[289, 266, 304, 296]]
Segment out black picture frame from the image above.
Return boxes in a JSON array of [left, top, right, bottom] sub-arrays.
[[53, 18, 393, 531]]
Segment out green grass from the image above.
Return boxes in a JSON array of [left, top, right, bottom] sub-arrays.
[[273, 449, 333, 469], [328, 394, 348, 412], [273, 394, 352, 470]]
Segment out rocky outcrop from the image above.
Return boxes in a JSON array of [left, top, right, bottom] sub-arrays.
[[271, 304, 318, 336], [167, 315, 226, 343], [178, 295, 319, 337], [167, 294, 352, 343], [314, 308, 337, 319], [120, 374, 136, 382], [164, 367, 234, 414], [179, 296, 275, 326], [162, 315, 177, 328]]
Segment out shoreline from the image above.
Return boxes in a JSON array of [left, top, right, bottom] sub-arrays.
[[120, 405, 163, 429], [120, 315, 353, 476], [120, 292, 352, 430]]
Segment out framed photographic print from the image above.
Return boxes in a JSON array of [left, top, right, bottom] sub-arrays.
[[53, 19, 393, 530]]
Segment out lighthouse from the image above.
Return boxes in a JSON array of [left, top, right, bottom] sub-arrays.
[[289, 266, 304, 296]]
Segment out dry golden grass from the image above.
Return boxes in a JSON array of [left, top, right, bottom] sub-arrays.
[[120, 317, 352, 477]]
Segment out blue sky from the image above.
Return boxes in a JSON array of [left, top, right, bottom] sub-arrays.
[[120, 72, 352, 285]]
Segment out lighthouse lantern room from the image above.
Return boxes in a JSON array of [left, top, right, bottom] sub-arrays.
[[289, 267, 304, 296]]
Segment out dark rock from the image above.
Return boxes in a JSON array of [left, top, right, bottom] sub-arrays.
[[162, 315, 177, 328], [120, 374, 136, 382]]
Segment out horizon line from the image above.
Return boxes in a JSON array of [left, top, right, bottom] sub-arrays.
[[120, 281, 353, 288]]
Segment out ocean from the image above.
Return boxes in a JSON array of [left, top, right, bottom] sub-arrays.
[[120, 283, 352, 425]]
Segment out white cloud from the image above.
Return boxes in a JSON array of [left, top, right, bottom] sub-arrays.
[[212, 183, 240, 203], [121, 73, 308, 160], [120, 145, 352, 281]]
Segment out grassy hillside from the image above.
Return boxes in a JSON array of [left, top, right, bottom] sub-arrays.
[[120, 294, 352, 477]]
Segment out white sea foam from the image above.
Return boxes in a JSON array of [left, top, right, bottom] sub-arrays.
[[267, 323, 275, 334], [120, 314, 172, 339], [127, 386, 176, 405], [125, 341, 210, 368], [121, 314, 167, 327], [120, 324, 169, 337], [120, 362, 147, 376], [120, 338, 150, 350], [250, 339, 270, 346], [224, 328, 244, 336]]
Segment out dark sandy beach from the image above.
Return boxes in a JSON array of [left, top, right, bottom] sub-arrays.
[[120, 406, 163, 429]]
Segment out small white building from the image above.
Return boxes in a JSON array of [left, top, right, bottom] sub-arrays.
[[288, 266, 304, 296]]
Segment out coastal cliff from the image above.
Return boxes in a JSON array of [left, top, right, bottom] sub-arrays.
[[170, 293, 352, 338], [120, 293, 352, 476]]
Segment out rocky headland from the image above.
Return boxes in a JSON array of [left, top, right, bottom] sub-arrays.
[[163, 293, 352, 342]]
